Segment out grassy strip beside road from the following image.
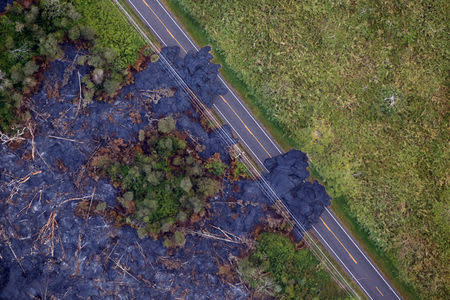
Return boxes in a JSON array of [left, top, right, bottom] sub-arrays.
[[72, 0, 146, 70], [114, 0, 161, 49], [239, 232, 350, 299], [165, 0, 449, 299]]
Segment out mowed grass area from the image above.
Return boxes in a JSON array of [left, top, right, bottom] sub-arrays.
[[72, 0, 146, 70], [165, 0, 449, 298]]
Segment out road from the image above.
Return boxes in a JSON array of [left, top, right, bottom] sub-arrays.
[[123, 0, 402, 299]]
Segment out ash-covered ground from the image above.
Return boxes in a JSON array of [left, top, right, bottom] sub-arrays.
[[0, 45, 330, 299]]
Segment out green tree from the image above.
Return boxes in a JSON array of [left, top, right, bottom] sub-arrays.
[[9, 64, 24, 85], [180, 177, 192, 193], [68, 25, 80, 41], [158, 116, 176, 133], [79, 26, 96, 41], [103, 77, 121, 96], [197, 178, 219, 198], [173, 231, 186, 247], [23, 60, 38, 76], [39, 34, 62, 60]]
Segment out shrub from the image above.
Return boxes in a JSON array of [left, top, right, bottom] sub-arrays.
[[239, 233, 348, 299], [158, 116, 176, 133], [206, 160, 226, 176]]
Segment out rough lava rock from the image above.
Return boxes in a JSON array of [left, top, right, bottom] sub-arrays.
[[0, 44, 331, 299], [263, 150, 331, 231], [160, 46, 227, 107]]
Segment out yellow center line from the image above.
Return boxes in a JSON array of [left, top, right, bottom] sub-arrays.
[[220, 95, 272, 158], [321, 217, 358, 264], [376, 286, 384, 296], [141, 0, 187, 53]]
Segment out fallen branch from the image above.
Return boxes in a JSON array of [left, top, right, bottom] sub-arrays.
[[0, 127, 26, 144], [36, 150, 54, 176], [37, 211, 58, 256], [109, 254, 144, 284], [85, 187, 96, 221], [0, 226, 25, 273], [135, 241, 154, 270], [47, 135, 84, 143], [26, 122, 35, 160], [16, 189, 42, 217], [212, 225, 242, 243], [58, 194, 93, 207], [185, 229, 242, 244], [7, 170, 42, 203], [74, 233, 84, 276]]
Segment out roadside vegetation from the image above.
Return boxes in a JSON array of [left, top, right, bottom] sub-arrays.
[[71, 0, 146, 70], [166, 0, 449, 298], [239, 232, 349, 299]]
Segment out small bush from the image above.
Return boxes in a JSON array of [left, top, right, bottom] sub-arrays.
[[206, 160, 226, 176]]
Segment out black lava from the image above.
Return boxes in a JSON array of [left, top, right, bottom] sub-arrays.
[[0, 45, 330, 299], [0, 0, 14, 13], [263, 150, 331, 231]]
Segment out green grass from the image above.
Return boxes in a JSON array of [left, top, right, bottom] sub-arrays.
[[164, 1, 449, 299], [239, 232, 351, 299], [115, 0, 161, 49], [72, 0, 146, 69]]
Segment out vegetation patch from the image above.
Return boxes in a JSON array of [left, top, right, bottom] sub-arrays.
[[88, 116, 228, 245], [238, 232, 348, 299], [0, 0, 151, 131], [0, 1, 81, 131], [167, 0, 449, 297], [71, 0, 146, 70]]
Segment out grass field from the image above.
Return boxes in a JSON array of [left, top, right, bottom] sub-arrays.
[[72, 0, 146, 70], [165, 1, 449, 298]]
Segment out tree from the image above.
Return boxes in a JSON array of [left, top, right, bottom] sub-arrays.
[[24, 6, 39, 24], [92, 68, 104, 85], [197, 178, 219, 199], [23, 60, 38, 76], [88, 55, 105, 68], [9, 64, 24, 85], [39, 34, 62, 60], [173, 231, 186, 247], [103, 77, 121, 96], [79, 26, 96, 41], [188, 197, 203, 213], [4, 36, 15, 50], [68, 25, 80, 41], [206, 160, 226, 176], [180, 177, 192, 193], [157, 116, 176, 133], [103, 71, 123, 96], [103, 48, 117, 64]]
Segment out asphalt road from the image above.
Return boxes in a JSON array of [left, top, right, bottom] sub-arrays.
[[123, 0, 402, 299]]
